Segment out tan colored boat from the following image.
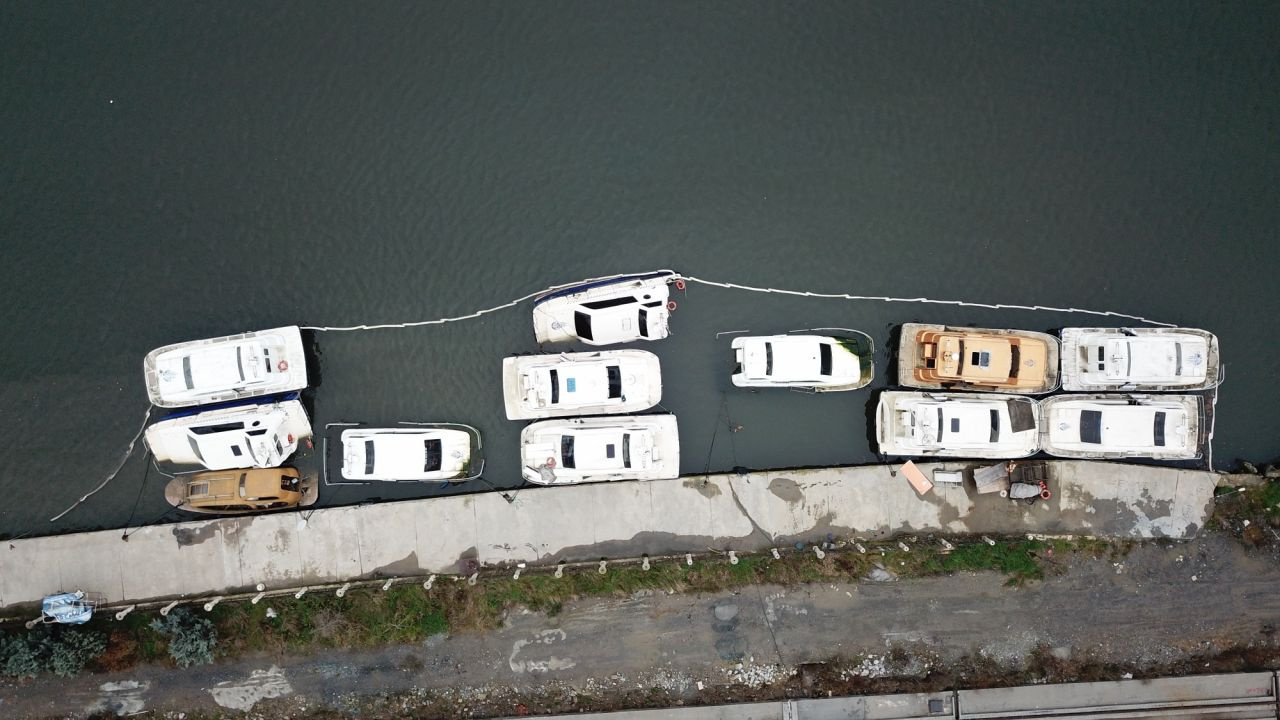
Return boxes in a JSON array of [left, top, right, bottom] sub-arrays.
[[163, 467, 318, 515], [897, 323, 1060, 394]]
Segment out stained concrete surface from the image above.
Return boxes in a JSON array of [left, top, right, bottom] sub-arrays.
[[0, 461, 1215, 616]]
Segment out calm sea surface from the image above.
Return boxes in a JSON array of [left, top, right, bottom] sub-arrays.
[[1, 2, 1277, 538]]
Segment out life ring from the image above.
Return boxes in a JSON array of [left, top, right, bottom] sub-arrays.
[[666, 300, 678, 312], [277, 360, 289, 372], [546, 457, 557, 469], [287, 434, 294, 444], [1040, 488, 1052, 501], [674, 279, 686, 291]]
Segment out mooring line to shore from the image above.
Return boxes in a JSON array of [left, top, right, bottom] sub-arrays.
[[299, 268, 1174, 333], [50, 406, 152, 522], [678, 275, 1178, 327]]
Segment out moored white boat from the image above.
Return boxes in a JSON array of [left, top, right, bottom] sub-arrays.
[[897, 323, 1060, 394], [144, 395, 312, 470], [336, 424, 483, 482], [520, 414, 679, 484], [876, 391, 1041, 459], [143, 326, 308, 408], [531, 271, 678, 345], [162, 467, 318, 514], [1059, 327, 1221, 392], [1040, 394, 1202, 460], [502, 350, 662, 420], [731, 333, 873, 392]]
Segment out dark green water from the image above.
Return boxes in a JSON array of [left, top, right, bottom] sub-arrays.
[[2, 2, 1277, 538]]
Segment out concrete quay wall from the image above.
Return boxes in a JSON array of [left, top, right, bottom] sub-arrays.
[[0, 461, 1215, 616]]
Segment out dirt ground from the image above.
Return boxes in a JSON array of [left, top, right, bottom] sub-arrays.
[[4, 527, 1280, 720]]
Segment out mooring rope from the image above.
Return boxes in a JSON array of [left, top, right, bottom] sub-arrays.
[[299, 268, 1174, 332], [678, 275, 1177, 328], [300, 269, 679, 332], [49, 406, 152, 522]]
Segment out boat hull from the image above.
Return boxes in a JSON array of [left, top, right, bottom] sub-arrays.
[[876, 390, 1041, 459], [520, 414, 680, 485], [1040, 394, 1203, 460], [1059, 327, 1221, 392], [143, 325, 308, 408], [502, 350, 662, 420], [896, 323, 1060, 394]]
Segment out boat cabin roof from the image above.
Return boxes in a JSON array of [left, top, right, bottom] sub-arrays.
[[1089, 337, 1210, 383], [528, 361, 623, 407], [558, 427, 653, 471], [740, 337, 847, 382], [1051, 403, 1188, 450], [156, 340, 270, 397], [185, 469, 301, 507]]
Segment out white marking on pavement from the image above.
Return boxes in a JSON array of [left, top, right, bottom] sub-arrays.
[[89, 680, 149, 716], [508, 628, 576, 673], [208, 665, 292, 711]]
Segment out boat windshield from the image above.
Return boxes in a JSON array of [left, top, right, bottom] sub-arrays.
[[560, 435, 576, 468]]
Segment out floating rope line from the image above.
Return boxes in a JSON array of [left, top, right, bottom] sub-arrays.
[[300, 270, 678, 332], [50, 406, 152, 522], [678, 275, 1177, 328], [301, 268, 1174, 333]]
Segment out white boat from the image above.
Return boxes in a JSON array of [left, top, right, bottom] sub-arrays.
[[143, 326, 308, 408], [144, 395, 312, 470], [520, 414, 680, 484], [876, 391, 1040, 459], [502, 350, 662, 420], [338, 424, 483, 482], [531, 271, 678, 345], [1059, 327, 1221, 392], [1040, 394, 1202, 460], [731, 333, 873, 392], [897, 323, 1060, 394]]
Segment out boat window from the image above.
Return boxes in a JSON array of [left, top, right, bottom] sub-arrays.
[[280, 474, 297, 492], [274, 436, 283, 457], [989, 409, 1000, 442], [937, 408, 945, 439], [819, 344, 833, 376], [605, 443, 616, 459], [623, 433, 631, 468], [643, 300, 663, 308], [191, 421, 245, 435], [247, 428, 267, 436], [549, 369, 560, 404], [970, 351, 991, 368], [573, 312, 593, 341], [1174, 344, 1182, 375], [638, 309, 649, 338], [1009, 345, 1021, 377], [582, 296, 637, 310], [560, 435, 576, 469], [364, 440, 375, 475], [1153, 411, 1167, 447], [182, 355, 195, 390], [765, 343, 774, 375], [607, 365, 622, 399], [950, 418, 960, 434], [187, 436, 205, 464], [263, 348, 273, 374], [424, 439, 443, 472], [230, 445, 243, 457], [238, 474, 247, 498], [188, 482, 209, 498], [235, 345, 246, 382], [1080, 410, 1103, 444]]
